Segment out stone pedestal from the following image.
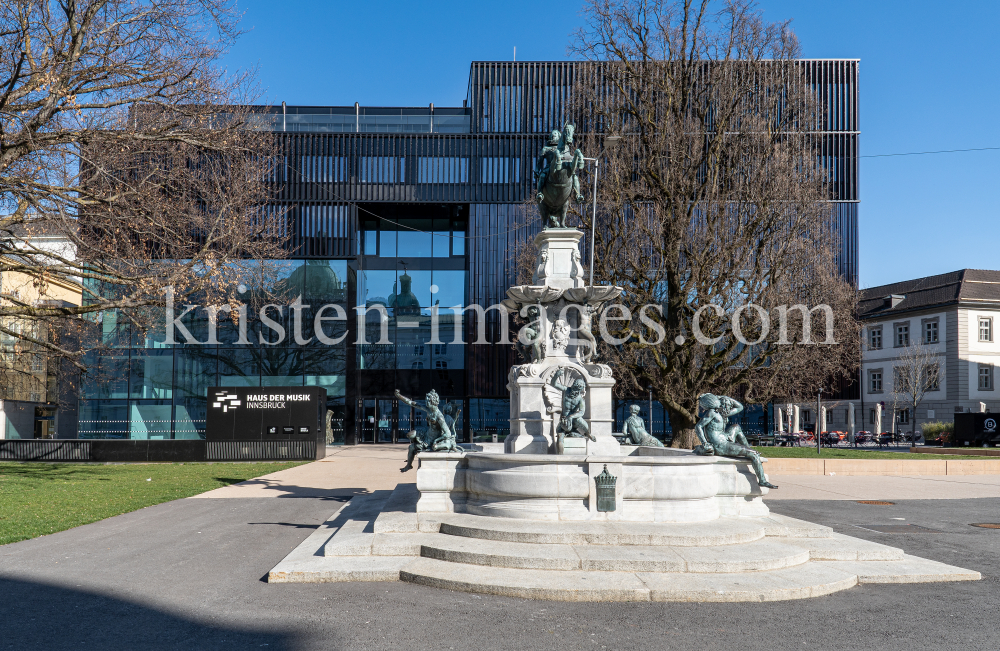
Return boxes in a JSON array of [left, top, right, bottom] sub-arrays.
[[505, 361, 620, 456], [532, 229, 586, 289]]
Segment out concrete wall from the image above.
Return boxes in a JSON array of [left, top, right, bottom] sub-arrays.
[[764, 457, 1000, 475]]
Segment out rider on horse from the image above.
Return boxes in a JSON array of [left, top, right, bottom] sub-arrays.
[[534, 124, 585, 229]]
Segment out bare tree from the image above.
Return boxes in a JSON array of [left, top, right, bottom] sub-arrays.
[[0, 1, 284, 397], [891, 340, 940, 442], [559, 0, 860, 448]]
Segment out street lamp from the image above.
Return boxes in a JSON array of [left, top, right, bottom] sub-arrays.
[[582, 134, 620, 286], [648, 385, 654, 435]]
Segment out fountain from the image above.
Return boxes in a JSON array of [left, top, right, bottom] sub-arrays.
[[268, 124, 980, 600]]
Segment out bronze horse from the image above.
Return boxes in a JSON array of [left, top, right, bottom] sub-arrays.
[[534, 124, 585, 229]]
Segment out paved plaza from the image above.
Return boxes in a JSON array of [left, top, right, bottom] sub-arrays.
[[1, 447, 999, 650]]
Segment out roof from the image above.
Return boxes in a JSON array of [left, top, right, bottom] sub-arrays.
[[859, 269, 1000, 320]]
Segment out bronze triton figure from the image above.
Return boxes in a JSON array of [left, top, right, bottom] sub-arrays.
[[552, 368, 595, 451], [622, 404, 664, 447], [396, 389, 461, 472], [694, 393, 778, 489]]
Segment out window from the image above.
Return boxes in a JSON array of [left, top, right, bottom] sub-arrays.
[[480, 85, 523, 132], [980, 317, 993, 342], [359, 157, 405, 183], [435, 360, 448, 370], [30, 355, 45, 373], [481, 157, 521, 183], [897, 408, 910, 424], [417, 157, 468, 184], [869, 369, 883, 393], [433, 344, 447, 355], [923, 320, 939, 344], [298, 205, 349, 238], [870, 408, 877, 424], [894, 323, 909, 347], [411, 361, 424, 369], [979, 363, 994, 391], [893, 367, 906, 392], [363, 221, 378, 255], [413, 345, 425, 356], [801, 410, 812, 423], [926, 364, 941, 391], [869, 326, 883, 350], [299, 156, 346, 182]]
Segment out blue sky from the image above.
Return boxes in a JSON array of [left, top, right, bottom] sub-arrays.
[[223, 0, 1000, 289]]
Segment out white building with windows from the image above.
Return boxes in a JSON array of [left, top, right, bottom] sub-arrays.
[[855, 269, 1000, 434]]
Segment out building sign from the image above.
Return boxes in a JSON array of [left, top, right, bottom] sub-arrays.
[[954, 413, 1000, 447], [205, 386, 327, 442]]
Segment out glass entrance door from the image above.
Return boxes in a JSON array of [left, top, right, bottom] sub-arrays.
[[359, 399, 377, 443], [359, 397, 398, 443], [377, 398, 394, 442]]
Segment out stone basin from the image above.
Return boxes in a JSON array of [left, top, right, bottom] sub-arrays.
[[416, 447, 770, 523]]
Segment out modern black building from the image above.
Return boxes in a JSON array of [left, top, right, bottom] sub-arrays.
[[61, 60, 859, 452]]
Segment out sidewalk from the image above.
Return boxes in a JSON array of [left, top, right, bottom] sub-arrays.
[[190, 445, 1000, 502], [190, 444, 411, 499]]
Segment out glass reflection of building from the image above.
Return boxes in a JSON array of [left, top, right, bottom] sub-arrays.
[[79, 260, 348, 442], [75, 60, 858, 445]]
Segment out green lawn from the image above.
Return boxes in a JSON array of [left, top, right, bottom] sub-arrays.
[[753, 447, 994, 460], [0, 461, 306, 546]]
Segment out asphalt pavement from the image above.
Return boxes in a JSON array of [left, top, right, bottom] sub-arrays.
[[2, 486, 999, 651]]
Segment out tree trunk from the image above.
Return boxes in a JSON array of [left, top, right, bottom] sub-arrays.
[[667, 408, 699, 449], [670, 427, 700, 449]]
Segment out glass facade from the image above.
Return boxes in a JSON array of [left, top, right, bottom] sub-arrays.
[[246, 107, 472, 134], [353, 204, 468, 441], [79, 260, 349, 441]]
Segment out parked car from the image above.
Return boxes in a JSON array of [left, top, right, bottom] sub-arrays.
[[819, 431, 841, 446]]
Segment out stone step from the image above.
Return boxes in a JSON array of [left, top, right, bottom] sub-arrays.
[[819, 555, 982, 584], [401, 558, 652, 601], [399, 558, 859, 602], [760, 514, 834, 538], [436, 514, 766, 546], [417, 533, 810, 573], [270, 556, 412, 583], [772, 533, 904, 561], [637, 563, 859, 602], [624, 540, 809, 573], [421, 535, 583, 570]]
